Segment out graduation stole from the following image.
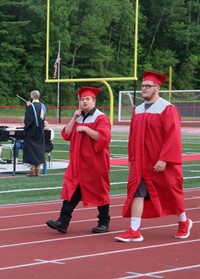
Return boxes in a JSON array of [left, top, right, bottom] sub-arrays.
[[31, 103, 39, 127], [40, 103, 46, 120]]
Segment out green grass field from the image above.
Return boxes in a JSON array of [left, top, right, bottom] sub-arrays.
[[0, 127, 200, 205]]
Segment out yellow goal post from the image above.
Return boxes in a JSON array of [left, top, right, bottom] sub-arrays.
[[45, 0, 139, 125]]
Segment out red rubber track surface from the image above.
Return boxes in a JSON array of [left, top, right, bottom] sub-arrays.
[[0, 188, 200, 279]]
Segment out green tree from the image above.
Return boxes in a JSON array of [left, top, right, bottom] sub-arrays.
[[0, 0, 200, 106], [0, 0, 31, 104]]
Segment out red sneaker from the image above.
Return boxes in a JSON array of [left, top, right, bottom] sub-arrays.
[[115, 228, 144, 242], [175, 218, 193, 239]]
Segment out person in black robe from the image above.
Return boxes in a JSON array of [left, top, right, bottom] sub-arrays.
[[23, 90, 46, 176]]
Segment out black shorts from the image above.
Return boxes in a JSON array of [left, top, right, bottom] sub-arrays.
[[134, 178, 150, 200]]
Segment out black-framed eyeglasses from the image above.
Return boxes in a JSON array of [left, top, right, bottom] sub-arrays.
[[141, 84, 157, 89]]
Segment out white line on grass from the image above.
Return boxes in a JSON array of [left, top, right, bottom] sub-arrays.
[[0, 181, 128, 194], [1, 178, 200, 194], [0, 187, 200, 208]]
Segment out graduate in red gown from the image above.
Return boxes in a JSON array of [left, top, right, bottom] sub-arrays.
[[46, 86, 111, 234], [115, 70, 193, 242]]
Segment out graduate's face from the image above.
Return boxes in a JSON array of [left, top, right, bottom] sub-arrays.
[[79, 96, 96, 113], [141, 81, 159, 102]]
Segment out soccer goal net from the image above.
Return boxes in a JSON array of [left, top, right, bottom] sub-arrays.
[[118, 90, 200, 122], [118, 91, 144, 122]]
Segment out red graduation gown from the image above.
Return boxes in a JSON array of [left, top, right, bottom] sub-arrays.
[[61, 109, 111, 206], [123, 98, 185, 218]]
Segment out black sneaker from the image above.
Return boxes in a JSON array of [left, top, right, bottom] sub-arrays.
[[92, 224, 109, 233], [46, 220, 67, 234]]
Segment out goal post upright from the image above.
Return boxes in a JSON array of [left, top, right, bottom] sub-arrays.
[[45, 0, 139, 125], [133, 0, 139, 107], [45, 0, 50, 83]]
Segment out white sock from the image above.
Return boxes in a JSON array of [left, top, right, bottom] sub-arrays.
[[177, 212, 187, 222], [130, 217, 141, 231]]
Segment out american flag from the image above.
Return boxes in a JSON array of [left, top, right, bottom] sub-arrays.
[[53, 55, 60, 79]]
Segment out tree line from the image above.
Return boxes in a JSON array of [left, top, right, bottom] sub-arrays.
[[0, 0, 200, 107]]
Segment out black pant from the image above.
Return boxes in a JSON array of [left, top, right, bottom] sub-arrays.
[[59, 185, 110, 228]]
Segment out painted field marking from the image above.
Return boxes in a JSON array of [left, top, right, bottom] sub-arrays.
[[115, 264, 200, 279], [0, 239, 200, 272], [35, 259, 65, 265], [125, 270, 163, 278]]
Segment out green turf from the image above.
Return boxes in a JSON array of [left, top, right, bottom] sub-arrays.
[[0, 129, 199, 205]]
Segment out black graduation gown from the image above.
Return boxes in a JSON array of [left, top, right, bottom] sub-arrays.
[[23, 102, 45, 164]]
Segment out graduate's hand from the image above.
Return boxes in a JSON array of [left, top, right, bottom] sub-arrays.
[[153, 160, 167, 172], [76, 126, 99, 141], [73, 109, 82, 119], [26, 101, 31, 106], [76, 126, 86, 133]]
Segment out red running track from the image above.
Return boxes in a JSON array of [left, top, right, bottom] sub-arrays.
[[0, 188, 200, 279]]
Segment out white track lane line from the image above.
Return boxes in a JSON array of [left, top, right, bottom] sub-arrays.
[[0, 239, 200, 271], [0, 220, 200, 248]]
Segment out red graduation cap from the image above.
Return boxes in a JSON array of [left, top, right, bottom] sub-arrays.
[[143, 70, 167, 86], [76, 86, 101, 98]]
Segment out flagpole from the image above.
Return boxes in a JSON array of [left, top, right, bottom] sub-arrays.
[[57, 41, 61, 119]]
